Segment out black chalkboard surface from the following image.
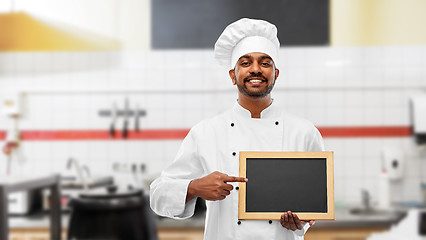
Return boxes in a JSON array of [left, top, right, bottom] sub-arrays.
[[239, 152, 334, 220]]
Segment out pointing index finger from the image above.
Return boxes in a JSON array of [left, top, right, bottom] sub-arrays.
[[224, 176, 248, 183]]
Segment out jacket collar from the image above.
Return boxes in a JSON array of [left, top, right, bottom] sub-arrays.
[[233, 99, 280, 119]]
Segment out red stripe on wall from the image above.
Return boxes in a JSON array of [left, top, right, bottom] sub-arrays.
[[318, 126, 412, 137], [0, 131, 6, 140], [0, 126, 412, 141], [19, 129, 190, 141]]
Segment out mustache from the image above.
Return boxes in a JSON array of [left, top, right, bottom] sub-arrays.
[[244, 73, 267, 82]]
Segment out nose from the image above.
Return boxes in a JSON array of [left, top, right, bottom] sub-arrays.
[[249, 62, 262, 74]]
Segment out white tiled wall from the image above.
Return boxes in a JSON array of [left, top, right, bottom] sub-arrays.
[[1, 46, 426, 207]]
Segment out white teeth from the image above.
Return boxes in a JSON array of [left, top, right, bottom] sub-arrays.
[[249, 79, 262, 83]]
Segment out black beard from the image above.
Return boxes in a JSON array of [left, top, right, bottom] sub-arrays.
[[235, 74, 275, 98]]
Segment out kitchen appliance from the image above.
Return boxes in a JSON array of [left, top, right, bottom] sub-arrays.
[[8, 189, 41, 215], [422, 182, 426, 204], [421, 210, 426, 236], [411, 96, 426, 145], [382, 148, 405, 181]]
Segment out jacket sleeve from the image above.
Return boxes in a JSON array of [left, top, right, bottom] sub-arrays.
[[293, 222, 311, 238], [307, 127, 325, 151], [150, 127, 205, 219], [296, 127, 324, 236]]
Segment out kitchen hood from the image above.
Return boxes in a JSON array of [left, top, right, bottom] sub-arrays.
[[0, 12, 120, 51]]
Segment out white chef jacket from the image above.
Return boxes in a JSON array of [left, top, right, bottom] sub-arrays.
[[150, 101, 325, 240]]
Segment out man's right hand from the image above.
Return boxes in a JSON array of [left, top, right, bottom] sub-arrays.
[[186, 171, 248, 202]]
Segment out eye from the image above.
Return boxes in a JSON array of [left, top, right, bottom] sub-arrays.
[[261, 62, 272, 66], [240, 61, 250, 66]]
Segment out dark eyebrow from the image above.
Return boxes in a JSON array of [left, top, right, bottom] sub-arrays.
[[261, 56, 273, 61], [237, 54, 274, 63]]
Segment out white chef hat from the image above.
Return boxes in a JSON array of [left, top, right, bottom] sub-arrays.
[[214, 18, 280, 69]]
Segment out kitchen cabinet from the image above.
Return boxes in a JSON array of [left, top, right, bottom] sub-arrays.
[[9, 228, 67, 240], [305, 227, 388, 240], [9, 231, 24, 240], [7, 226, 387, 240], [158, 228, 204, 240], [9, 228, 202, 240]]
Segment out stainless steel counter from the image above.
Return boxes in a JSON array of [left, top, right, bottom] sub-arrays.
[[312, 208, 407, 229]]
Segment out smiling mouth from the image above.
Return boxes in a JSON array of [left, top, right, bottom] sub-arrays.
[[245, 77, 267, 83]]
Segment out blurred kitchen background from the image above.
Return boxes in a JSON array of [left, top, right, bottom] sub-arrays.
[[1, 0, 426, 239]]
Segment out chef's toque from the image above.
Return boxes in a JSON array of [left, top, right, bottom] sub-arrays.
[[214, 18, 280, 69]]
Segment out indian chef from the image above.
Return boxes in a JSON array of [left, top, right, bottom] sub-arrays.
[[150, 18, 324, 240]]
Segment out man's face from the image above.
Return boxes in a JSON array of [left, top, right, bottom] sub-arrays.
[[229, 52, 279, 98]]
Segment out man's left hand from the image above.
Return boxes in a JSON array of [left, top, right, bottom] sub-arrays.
[[280, 211, 314, 231]]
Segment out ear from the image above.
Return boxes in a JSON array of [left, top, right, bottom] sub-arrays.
[[229, 69, 236, 85], [275, 68, 280, 80]]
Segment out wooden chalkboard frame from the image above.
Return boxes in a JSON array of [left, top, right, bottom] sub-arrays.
[[239, 151, 334, 220]]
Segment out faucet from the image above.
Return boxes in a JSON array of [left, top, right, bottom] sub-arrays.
[[81, 165, 91, 179], [67, 158, 88, 191], [361, 189, 371, 210]]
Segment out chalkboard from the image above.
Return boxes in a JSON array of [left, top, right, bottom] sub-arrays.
[[152, 0, 329, 49], [239, 151, 334, 220]]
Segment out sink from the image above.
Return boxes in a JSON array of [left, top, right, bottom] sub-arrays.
[[350, 208, 391, 215], [61, 176, 114, 189], [349, 208, 407, 219]]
